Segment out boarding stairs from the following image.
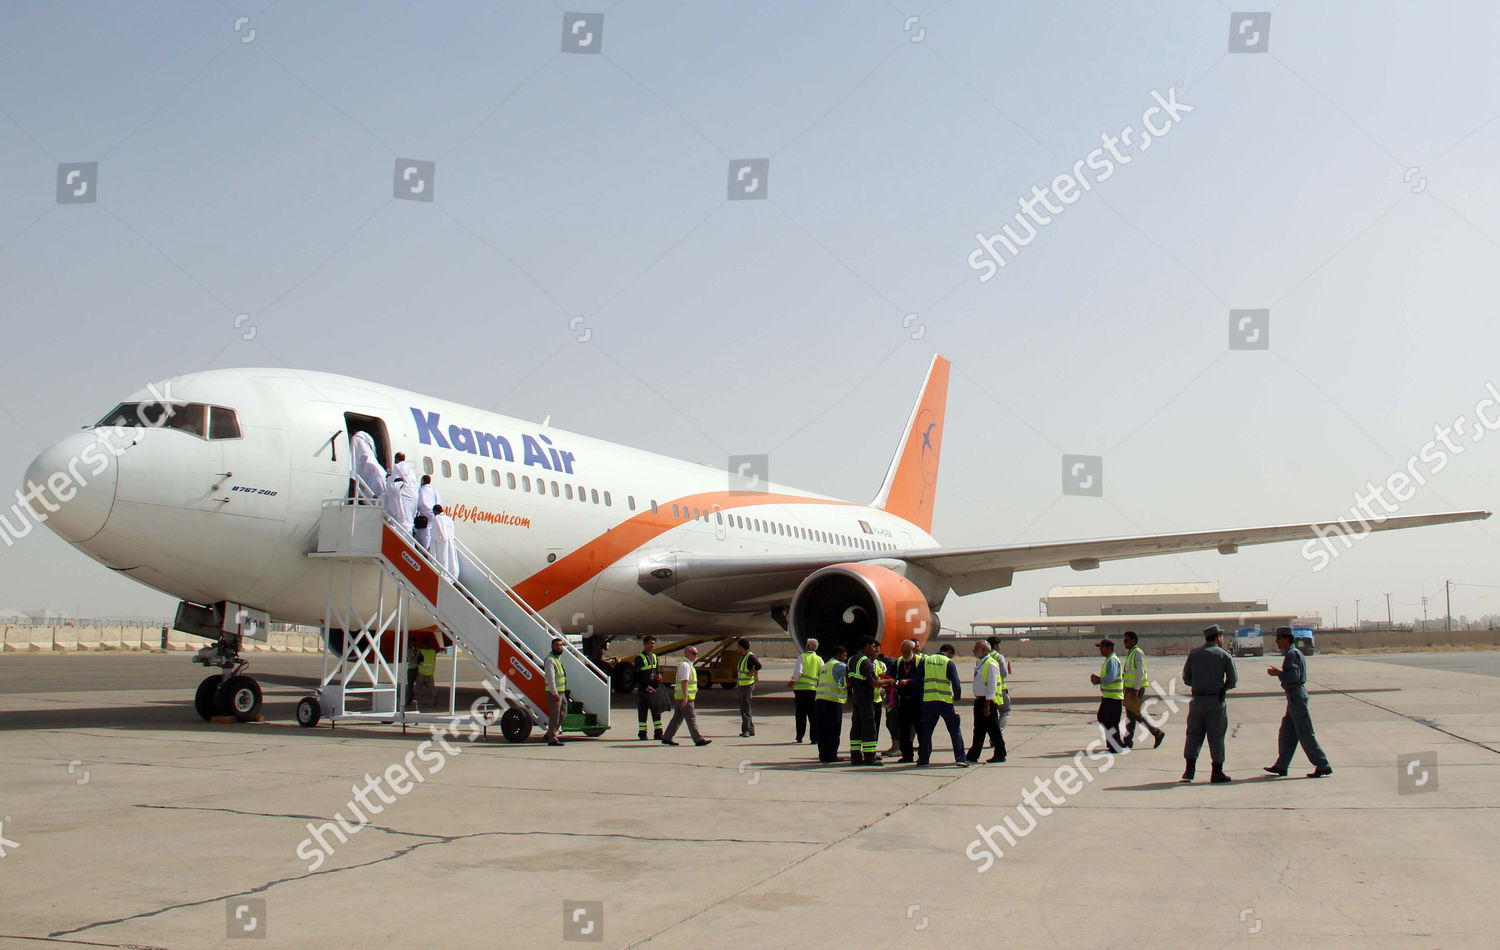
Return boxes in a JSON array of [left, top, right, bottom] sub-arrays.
[[305, 498, 610, 739]]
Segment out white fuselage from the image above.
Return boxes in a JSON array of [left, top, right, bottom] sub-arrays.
[[30, 369, 939, 637]]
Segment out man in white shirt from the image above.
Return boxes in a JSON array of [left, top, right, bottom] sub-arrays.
[[414, 475, 441, 549], [986, 636, 1013, 731], [430, 504, 459, 580], [661, 646, 711, 747], [967, 640, 1005, 763], [383, 452, 418, 531]]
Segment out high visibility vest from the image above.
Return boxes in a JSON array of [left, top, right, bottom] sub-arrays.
[[982, 653, 1005, 694], [638, 652, 657, 674], [1099, 656, 1123, 700], [550, 654, 567, 693], [873, 658, 887, 705], [921, 653, 953, 703], [792, 651, 823, 690], [815, 660, 847, 704], [418, 648, 436, 676], [737, 651, 757, 686], [1123, 646, 1147, 689], [674, 666, 698, 702]]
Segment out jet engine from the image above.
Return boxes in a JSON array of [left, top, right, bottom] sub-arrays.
[[788, 563, 936, 658]]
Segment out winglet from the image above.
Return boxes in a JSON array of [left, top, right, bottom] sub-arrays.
[[870, 355, 950, 534]]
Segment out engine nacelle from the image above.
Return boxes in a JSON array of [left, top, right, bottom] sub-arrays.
[[789, 563, 935, 658]]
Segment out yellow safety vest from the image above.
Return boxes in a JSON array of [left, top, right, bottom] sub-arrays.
[[674, 665, 698, 702], [737, 651, 757, 686], [1122, 646, 1147, 689], [921, 653, 953, 703], [418, 648, 436, 676], [792, 651, 823, 690], [638, 652, 657, 673], [982, 653, 1005, 694], [873, 658, 887, 705], [815, 660, 847, 704], [1099, 656, 1123, 700], [550, 654, 567, 693]]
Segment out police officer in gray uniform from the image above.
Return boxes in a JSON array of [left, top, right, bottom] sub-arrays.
[[1181, 625, 1238, 783], [1263, 627, 1333, 778]]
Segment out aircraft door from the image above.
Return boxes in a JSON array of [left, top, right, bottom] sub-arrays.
[[712, 504, 726, 542], [344, 412, 392, 497]]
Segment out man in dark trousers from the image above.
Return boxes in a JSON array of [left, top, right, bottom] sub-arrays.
[[1264, 627, 1333, 778], [917, 643, 968, 767], [787, 638, 822, 744], [813, 645, 849, 764], [1182, 625, 1238, 783], [1090, 639, 1125, 753], [735, 638, 763, 737], [967, 639, 1006, 763], [892, 640, 923, 763], [846, 639, 884, 765], [634, 636, 664, 740]]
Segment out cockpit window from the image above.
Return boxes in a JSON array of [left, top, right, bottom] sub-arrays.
[[209, 406, 241, 440], [95, 402, 241, 440]]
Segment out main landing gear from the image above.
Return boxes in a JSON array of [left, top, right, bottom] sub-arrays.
[[192, 634, 263, 723]]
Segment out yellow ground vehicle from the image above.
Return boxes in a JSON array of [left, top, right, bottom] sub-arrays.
[[606, 636, 752, 693]]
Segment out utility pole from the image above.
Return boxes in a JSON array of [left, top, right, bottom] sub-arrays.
[[1421, 596, 1429, 629], [1384, 593, 1393, 629], [1355, 598, 1361, 629], [1334, 605, 1340, 628], [1446, 579, 1452, 632]]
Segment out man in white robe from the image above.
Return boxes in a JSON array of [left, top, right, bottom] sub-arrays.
[[383, 452, 418, 531], [414, 475, 441, 549], [349, 431, 386, 502], [430, 504, 459, 580]]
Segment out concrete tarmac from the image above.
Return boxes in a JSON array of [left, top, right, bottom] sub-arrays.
[[0, 650, 1496, 948]]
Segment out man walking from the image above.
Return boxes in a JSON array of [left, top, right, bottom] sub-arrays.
[[846, 639, 883, 765], [985, 636, 1013, 733], [543, 637, 567, 747], [634, 636, 664, 740], [917, 644, 968, 767], [1264, 628, 1333, 778], [735, 638, 762, 737], [661, 646, 711, 747], [1182, 625, 1238, 783], [788, 638, 822, 744], [967, 640, 1006, 763], [1091, 639, 1125, 753], [892, 640, 923, 762], [813, 645, 849, 764], [1121, 631, 1165, 749]]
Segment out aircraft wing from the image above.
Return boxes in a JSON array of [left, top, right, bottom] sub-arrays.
[[637, 510, 1491, 610]]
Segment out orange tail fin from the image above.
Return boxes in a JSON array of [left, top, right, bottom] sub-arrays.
[[871, 355, 949, 534]]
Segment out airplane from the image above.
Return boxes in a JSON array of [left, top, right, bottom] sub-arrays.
[[22, 355, 1490, 719]]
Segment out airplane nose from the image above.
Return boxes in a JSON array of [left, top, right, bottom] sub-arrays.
[[23, 432, 119, 543]]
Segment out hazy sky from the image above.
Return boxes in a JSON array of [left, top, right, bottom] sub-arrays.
[[2, 0, 1497, 629]]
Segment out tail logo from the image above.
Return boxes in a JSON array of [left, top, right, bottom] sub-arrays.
[[916, 410, 941, 485]]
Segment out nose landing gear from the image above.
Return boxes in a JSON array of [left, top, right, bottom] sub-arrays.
[[192, 633, 263, 722]]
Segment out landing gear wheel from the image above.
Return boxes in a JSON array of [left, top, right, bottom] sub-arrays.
[[500, 708, 533, 743], [194, 675, 222, 721], [214, 675, 262, 722], [296, 696, 322, 728], [582, 727, 607, 737]]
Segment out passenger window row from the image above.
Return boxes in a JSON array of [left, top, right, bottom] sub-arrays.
[[419, 454, 895, 551]]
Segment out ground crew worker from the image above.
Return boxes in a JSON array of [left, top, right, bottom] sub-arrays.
[[1121, 630, 1165, 749], [874, 655, 894, 755], [404, 641, 420, 710], [892, 640, 923, 762], [661, 646, 711, 747], [813, 645, 849, 764], [985, 636, 1013, 732], [634, 636, 663, 740], [543, 637, 567, 746], [846, 639, 883, 765], [415, 638, 438, 710], [1264, 628, 1333, 778], [788, 638, 822, 744], [736, 638, 762, 737], [1091, 639, 1125, 752], [917, 644, 968, 767], [1182, 625, 1238, 783], [967, 640, 1005, 763]]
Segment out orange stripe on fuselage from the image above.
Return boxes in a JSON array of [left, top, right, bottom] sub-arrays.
[[510, 491, 855, 610]]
